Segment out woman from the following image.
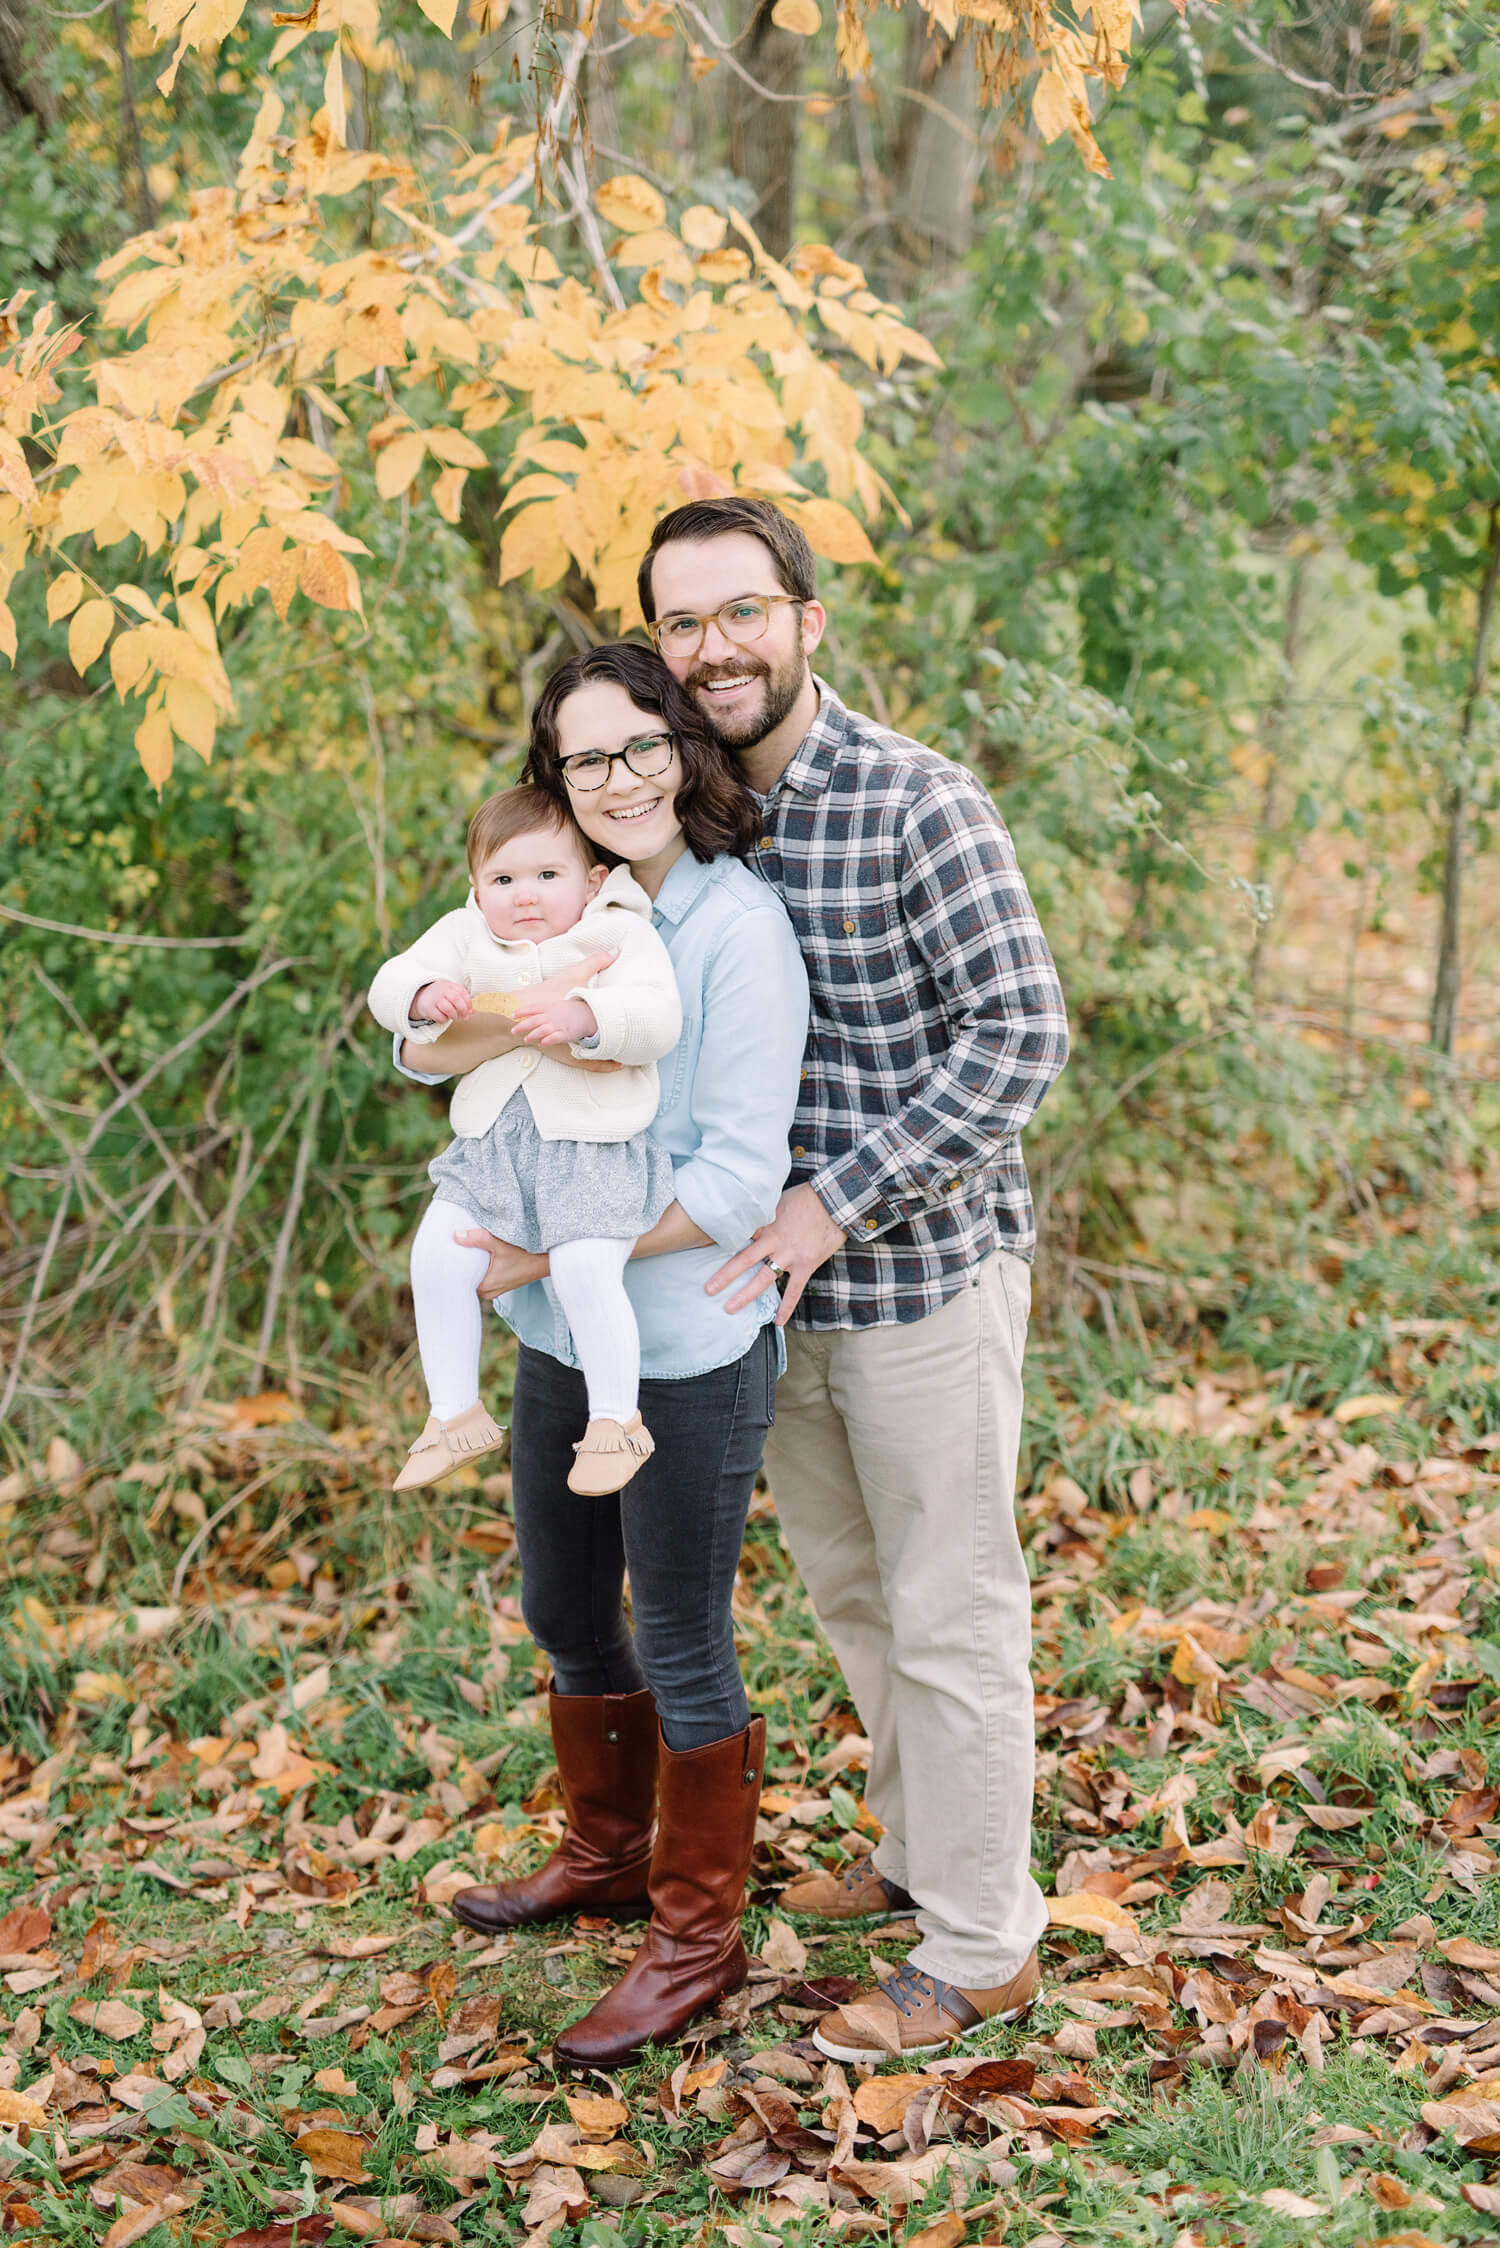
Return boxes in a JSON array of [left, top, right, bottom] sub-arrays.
[[401, 642, 807, 2065]]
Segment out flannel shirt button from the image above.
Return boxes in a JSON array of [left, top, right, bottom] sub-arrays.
[[842, 919, 855, 934], [758, 837, 773, 849], [864, 1218, 877, 1231], [793, 1145, 806, 1158], [947, 1176, 961, 1190]]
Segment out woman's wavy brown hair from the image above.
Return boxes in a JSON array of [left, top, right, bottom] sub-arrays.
[[523, 641, 760, 864]]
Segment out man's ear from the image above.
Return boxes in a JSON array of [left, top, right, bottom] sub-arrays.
[[800, 599, 828, 656]]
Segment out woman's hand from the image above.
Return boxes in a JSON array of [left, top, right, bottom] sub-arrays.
[[514, 994, 598, 1047], [455, 1227, 551, 1301], [411, 977, 472, 1023]]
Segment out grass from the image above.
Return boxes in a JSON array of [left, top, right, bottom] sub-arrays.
[[1, 1204, 1499, 2246]]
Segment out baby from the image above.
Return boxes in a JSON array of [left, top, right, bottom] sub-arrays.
[[369, 785, 682, 1497]]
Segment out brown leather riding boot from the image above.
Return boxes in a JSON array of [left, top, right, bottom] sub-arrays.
[[452, 1689, 657, 1934], [552, 1716, 765, 2067]]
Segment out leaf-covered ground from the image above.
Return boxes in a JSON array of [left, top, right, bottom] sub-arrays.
[[3, 1225, 1500, 2248]]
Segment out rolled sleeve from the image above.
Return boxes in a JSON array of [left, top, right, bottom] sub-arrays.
[[671, 907, 808, 1251], [393, 1031, 450, 1087], [808, 773, 1068, 1236]]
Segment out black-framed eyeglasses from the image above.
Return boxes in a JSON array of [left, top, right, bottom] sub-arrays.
[[648, 592, 801, 660], [559, 731, 677, 793]]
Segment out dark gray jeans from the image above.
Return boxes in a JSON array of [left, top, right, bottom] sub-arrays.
[[511, 1324, 777, 1749]]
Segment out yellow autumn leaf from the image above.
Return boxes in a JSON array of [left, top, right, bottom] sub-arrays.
[[324, 41, 347, 147], [110, 626, 152, 697], [432, 466, 467, 523], [425, 426, 488, 469], [47, 571, 85, 624], [300, 541, 358, 611], [498, 502, 571, 589], [417, 0, 460, 29], [772, 0, 821, 30], [788, 495, 878, 566], [1032, 69, 1077, 145], [136, 706, 174, 791], [1332, 1393, 1402, 1424], [166, 676, 217, 762], [680, 204, 728, 252], [376, 430, 427, 499], [595, 173, 667, 235], [0, 600, 13, 667], [69, 599, 114, 673], [1046, 1890, 1137, 1933]]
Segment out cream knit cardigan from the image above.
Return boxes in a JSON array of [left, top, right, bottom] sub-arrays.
[[367, 864, 682, 1143]]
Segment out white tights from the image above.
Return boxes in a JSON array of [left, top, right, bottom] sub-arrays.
[[410, 1197, 639, 1426]]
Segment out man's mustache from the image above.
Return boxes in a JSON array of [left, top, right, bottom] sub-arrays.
[[687, 659, 769, 689]]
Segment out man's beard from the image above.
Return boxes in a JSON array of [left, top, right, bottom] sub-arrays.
[[688, 647, 806, 749]]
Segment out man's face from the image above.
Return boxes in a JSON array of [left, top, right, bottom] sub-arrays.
[[648, 530, 824, 750]]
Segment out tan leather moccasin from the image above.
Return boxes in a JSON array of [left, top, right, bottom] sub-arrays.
[[567, 1413, 655, 1497], [392, 1401, 506, 1492]]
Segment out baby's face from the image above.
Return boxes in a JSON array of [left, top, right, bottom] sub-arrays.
[[474, 824, 603, 942]]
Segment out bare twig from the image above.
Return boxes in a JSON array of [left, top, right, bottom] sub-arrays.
[[674, 0, 832, 104], [0, 955, 305, 1423], [0, 1177, 72, 1424], [0, 899, 258, 949], [188, 1125, 255, 1404], [32, 963, 208, 1224]]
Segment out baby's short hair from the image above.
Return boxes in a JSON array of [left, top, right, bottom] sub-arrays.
[[466, 785, 595, 882]]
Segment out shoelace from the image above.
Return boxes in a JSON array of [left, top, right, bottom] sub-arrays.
[[883, 1961, 938, 2019]]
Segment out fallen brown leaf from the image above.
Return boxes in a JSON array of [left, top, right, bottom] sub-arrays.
[[294, 2127, 374, 2182], [69, 1998, 145, 2041]]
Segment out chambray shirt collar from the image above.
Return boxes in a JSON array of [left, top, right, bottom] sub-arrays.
[[762, 678, 846, 803], [649, 847, 719, 926]]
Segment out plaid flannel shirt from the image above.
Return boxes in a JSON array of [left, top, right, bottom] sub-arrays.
[[752, 681, 1069, 1329]]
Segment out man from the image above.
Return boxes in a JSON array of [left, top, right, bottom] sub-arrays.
[[640, 497, 1069, 2062]]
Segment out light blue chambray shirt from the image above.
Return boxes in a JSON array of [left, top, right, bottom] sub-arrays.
[[397, 849, 809, 1379]]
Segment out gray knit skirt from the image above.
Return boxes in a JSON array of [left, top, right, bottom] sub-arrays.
[[428, 1088, 675, 1253]]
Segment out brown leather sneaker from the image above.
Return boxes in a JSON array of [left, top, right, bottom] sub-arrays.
[[811, 1952, 1040, 2062], [779, 1856, 916, 1922]]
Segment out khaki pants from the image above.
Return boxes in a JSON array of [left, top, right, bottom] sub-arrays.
[[764, 1251, 1046, 1987]]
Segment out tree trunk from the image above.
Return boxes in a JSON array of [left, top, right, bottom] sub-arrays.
[[890, 7, 981, 260], [111, 0, 157, 232], [727, 0, 805, 259], [1429, 498, 1500, 1055], [1248, 555, 1308, 997], [0, 3, 56, 133]]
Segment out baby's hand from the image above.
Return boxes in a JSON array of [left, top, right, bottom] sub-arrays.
[[513, 995, 599, 1048], [411, 978, 472, 1023]]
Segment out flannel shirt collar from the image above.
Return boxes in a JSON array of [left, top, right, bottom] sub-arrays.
[[764, 677, 847, 802]]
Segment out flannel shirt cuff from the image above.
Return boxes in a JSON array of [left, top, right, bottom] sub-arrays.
[[808, 1152, 898, 1243]]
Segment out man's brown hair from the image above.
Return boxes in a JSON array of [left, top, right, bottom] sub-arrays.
[[636, 497, 817, 624], [465, 785, 594, 884]]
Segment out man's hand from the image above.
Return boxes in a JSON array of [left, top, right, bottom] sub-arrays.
[[455, 1227, 551, 1301], [411, 977, 472, 1024], [513, 994, 598, 1048], [707, 1184, 847, 1327]]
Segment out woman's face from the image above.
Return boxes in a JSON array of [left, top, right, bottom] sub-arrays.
[[554, 681, 687, 871]]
